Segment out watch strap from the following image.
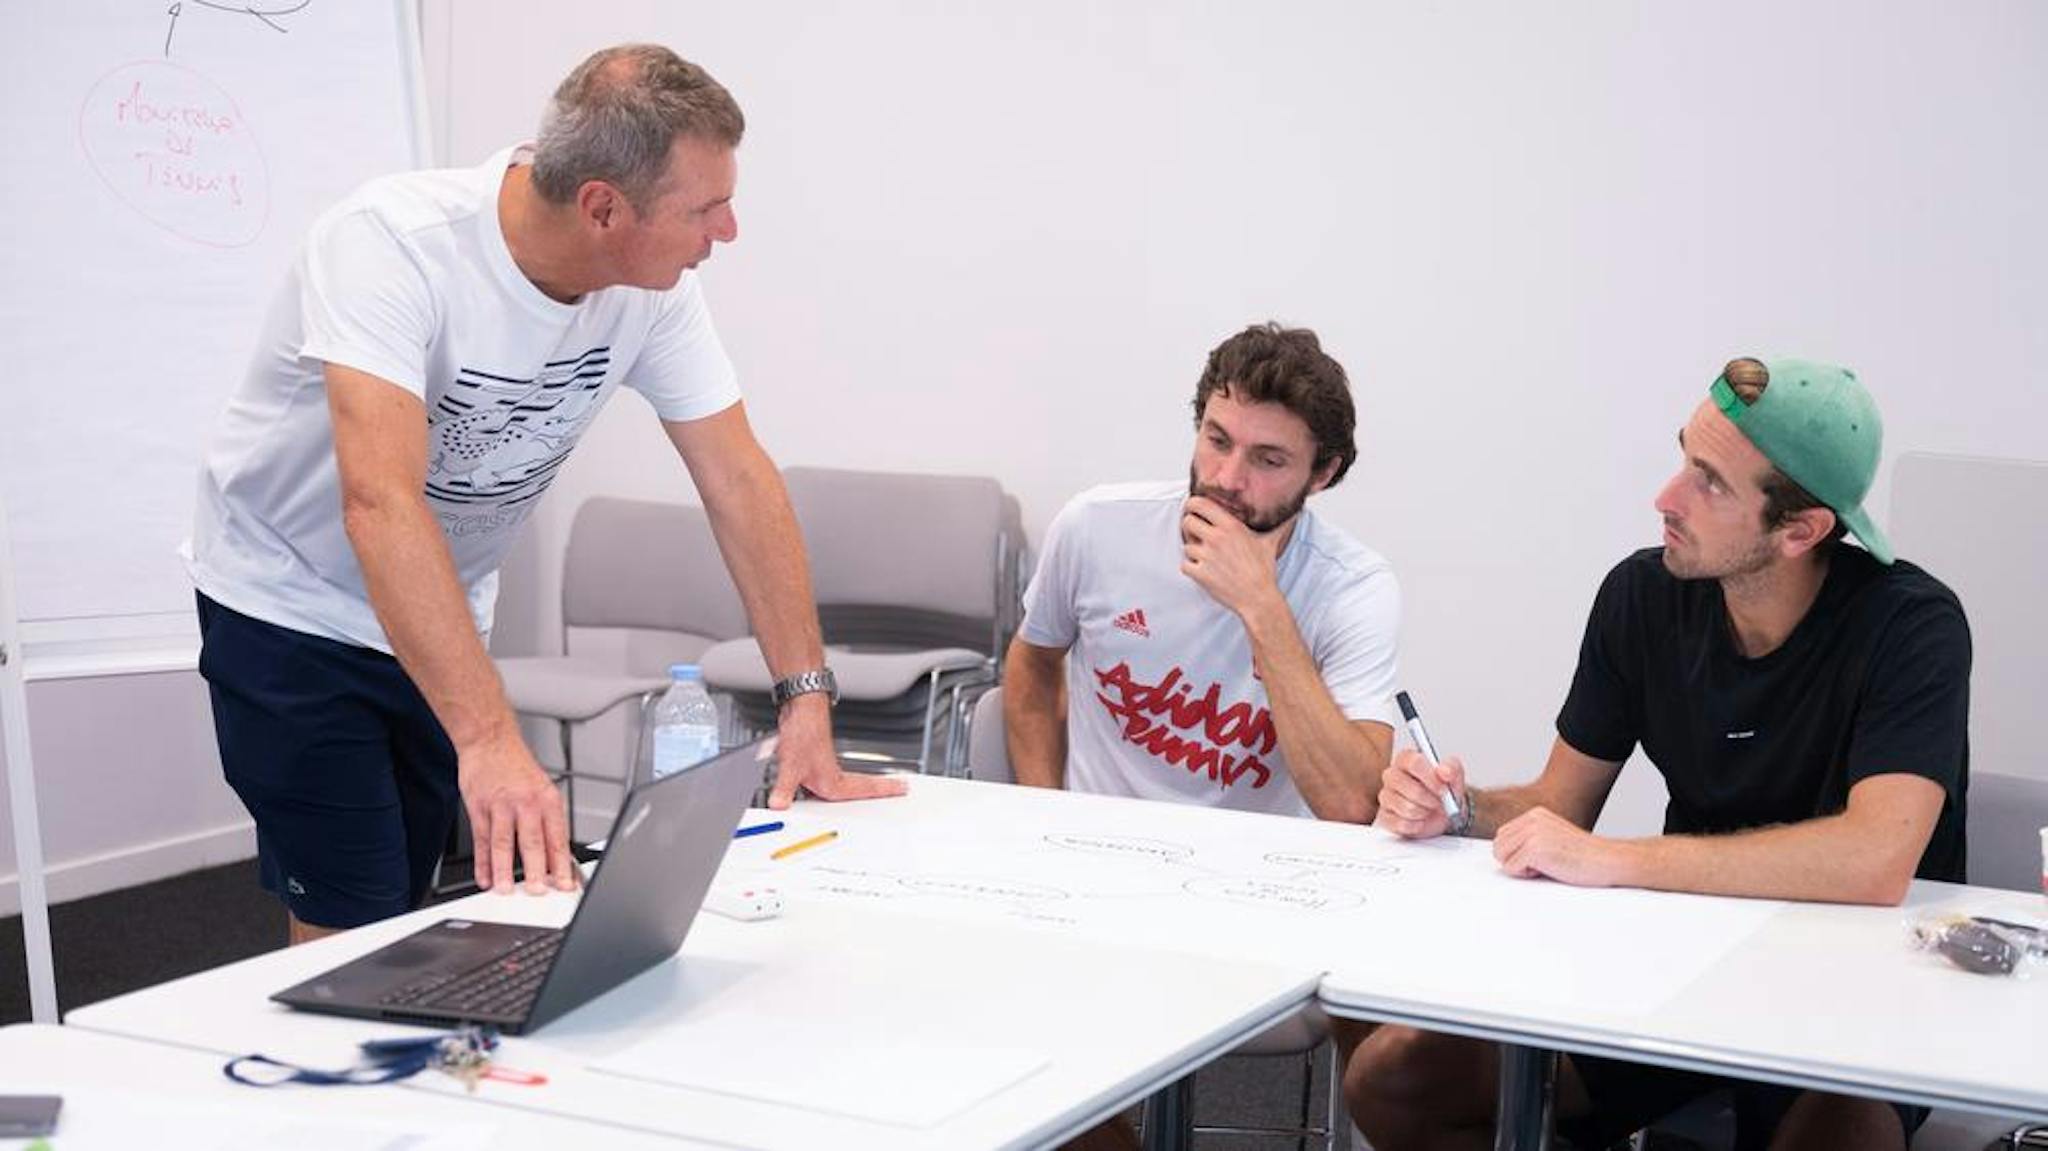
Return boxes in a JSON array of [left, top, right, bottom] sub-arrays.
[[771, 667, 838, 708]]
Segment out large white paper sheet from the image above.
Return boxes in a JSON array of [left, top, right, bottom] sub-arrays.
[[726, 779, 1782, 1020], [591, 1010, 1048, 1129]]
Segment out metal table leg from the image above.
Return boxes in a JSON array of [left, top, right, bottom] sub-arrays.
[[1141, 1074, 1195, 1151], [1495, 1044, 1557, 1151]]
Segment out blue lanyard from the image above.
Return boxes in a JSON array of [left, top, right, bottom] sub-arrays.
[[223, 1026, 499, 1088]]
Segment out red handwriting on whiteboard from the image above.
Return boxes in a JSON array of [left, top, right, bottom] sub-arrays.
[[80, 60, 271, 247], [112, 80, 236, 136], [127, 151, 244, 205]]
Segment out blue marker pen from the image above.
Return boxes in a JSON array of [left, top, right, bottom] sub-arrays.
[[734, 820, 785, 840]]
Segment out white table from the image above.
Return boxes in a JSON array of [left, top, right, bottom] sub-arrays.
[[0, 1023, 703, 1149], [65, 861, 1317, 1150], [720, 775, 1840, 1042], [1317, 864, 2048, 1147], [55, 774, 2048, 1149], [712, 776, 2048, 1145]]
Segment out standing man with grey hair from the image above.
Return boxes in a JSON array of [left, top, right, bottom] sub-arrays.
[[187, 44, 901, 945]]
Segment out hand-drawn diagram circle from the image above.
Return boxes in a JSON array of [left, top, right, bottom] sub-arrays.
[[900, 876, 1070, 903], [79, 60, 272, 248], [1044, 833, 1196, 865], [1262, 851, 1401, 878], [1183, 876, 1365, 913], [807, 867, 910, 901]]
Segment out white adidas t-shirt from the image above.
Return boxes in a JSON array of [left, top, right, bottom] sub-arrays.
[[185, 145, 740, 651], [1017, 481, 1401, 819]]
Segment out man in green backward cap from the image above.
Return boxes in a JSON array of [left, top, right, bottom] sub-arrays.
[[1347, 358, 1970, 1149]]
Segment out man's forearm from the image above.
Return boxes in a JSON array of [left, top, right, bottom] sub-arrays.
[[1239, 599, 1385, 823], [1007, 709, 1066, 789], [1003, 644, 1067, 788], [1464, 736, 1627, 838], [1609, 815, 1917, 905], [693, 444, 826, 680], [1464, 783, 1557, 838], [344, 495, 516, 752]]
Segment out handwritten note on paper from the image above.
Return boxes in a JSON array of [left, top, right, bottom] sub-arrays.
[[78, 60, 271, 247]]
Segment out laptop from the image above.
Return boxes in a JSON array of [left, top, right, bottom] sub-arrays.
[[272, 740, 765, 1035]]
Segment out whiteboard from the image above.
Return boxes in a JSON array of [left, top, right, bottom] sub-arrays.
[[0, 1, 428, 677]]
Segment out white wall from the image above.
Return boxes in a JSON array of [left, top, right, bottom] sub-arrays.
[[0, 673, 250, 916], [435, 0, 2048, 832], [8, 1, 2047, 916]]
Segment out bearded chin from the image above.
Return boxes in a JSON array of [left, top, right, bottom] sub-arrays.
[[1664, 535, 1778, 582], [1187, 469, 1311, 534], [1243, 491, 1309, 534]]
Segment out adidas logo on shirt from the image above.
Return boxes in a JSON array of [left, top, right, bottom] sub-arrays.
[[1112, 608, 1150, 638]]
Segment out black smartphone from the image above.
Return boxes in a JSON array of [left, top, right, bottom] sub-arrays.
[[0, 1094, 62, 1138]]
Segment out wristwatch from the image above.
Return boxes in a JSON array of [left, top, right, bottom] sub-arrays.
[[1445, 793, 1475, 838], [770, 667, 839, 709]]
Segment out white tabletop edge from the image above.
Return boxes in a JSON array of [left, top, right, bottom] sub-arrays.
[[1018, 971, 1325, 1149], [63, 878, 1334, 1150], [56, 1013, 760, 1148], [1316, 993, 2048, 1122]]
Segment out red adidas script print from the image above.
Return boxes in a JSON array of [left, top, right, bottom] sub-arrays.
[[1091, 662, 1275, 790]]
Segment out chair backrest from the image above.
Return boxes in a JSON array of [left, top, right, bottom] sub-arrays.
[[560, 497, 750, 642], [965, 685, 1014, 784], [1965, 772, 2048, 893], [782, 467, 1024, 655]]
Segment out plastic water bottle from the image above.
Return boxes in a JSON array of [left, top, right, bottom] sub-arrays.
[[649, 664, 720, 780]]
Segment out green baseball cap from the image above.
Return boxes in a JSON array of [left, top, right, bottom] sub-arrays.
[[1708, 357, 1894, 565]]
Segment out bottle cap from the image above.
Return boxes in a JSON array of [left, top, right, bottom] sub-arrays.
[[669, 664, 703, 681]]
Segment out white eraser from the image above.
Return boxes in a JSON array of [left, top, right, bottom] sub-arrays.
[[705, 884, 783, 921]]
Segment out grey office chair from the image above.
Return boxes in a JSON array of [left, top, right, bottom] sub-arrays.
[[494, 497, 750, 825], [960, 683, 1011, 782], [700, 467, 1025, 772], [1967, 772, 2048, 895], [957, 685, 1347, 1150]]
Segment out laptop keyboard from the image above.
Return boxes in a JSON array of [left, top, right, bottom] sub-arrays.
[[380, 931, 564, 1018]]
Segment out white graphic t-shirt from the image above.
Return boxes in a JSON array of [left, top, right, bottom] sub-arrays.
[[1017, 481, 1401, 819], [185, 145, 739, 651]]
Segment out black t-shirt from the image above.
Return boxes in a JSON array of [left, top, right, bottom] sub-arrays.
[[1556, 546, 1970, 882]]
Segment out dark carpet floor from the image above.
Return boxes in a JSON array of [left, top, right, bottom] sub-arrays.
[[1, 859, 284, 1023]]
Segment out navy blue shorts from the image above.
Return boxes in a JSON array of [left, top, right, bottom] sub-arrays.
[[196, 593, 460, 929], [1564, 1053, 1928, 1149]]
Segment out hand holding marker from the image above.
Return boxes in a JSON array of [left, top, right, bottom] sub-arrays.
[[1395, 691, 1469, 830]]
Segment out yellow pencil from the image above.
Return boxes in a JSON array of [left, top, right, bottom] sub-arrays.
[[770, 829, 839, 861]]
